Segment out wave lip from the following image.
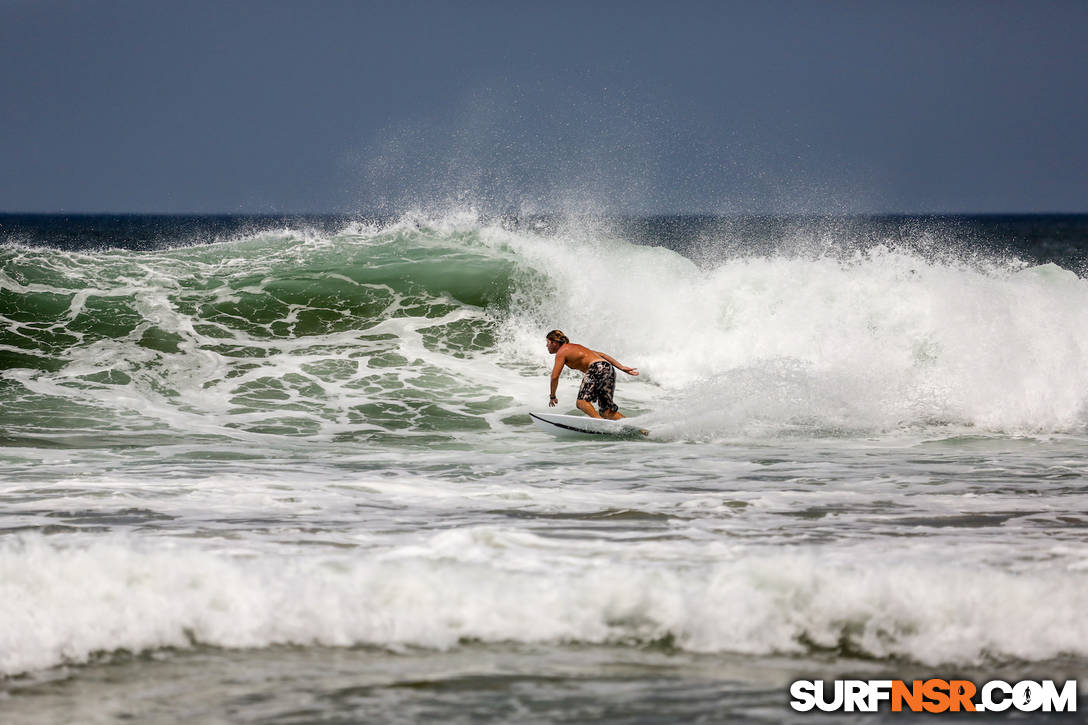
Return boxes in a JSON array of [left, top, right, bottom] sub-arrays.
[[3, 536, 1087, 676]]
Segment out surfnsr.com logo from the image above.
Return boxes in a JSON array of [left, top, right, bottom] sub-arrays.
[[789, 679, 1078, 713]]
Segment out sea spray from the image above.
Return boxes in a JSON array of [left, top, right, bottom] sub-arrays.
[[492, 226, 1088, 434]]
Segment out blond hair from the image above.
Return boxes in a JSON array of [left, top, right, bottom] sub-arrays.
[[546, 329, 569, 345]]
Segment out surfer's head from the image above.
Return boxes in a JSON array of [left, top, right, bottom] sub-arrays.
[[546, 329, 569, 353]]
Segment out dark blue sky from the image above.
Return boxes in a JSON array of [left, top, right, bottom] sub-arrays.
[[2, 0, 1086, 214]]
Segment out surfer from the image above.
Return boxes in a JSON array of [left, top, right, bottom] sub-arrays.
[[546, 329, 638, 420]]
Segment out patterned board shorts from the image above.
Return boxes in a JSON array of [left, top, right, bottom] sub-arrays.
[[577, 360, 618, 414]]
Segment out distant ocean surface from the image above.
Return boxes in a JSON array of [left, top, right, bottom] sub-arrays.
[[2, 212, 1087, 723]]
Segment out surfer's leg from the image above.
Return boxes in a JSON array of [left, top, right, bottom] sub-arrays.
[[577, 399, 603, 418], [596, 365, 622, 419], [577, 369, 601, 417]]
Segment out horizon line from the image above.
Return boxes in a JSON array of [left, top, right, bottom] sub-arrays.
[[2, 210, 1087, 218]]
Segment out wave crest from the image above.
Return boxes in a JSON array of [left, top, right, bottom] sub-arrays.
[[4, 213, 1088, 438], [4, 535, 1087, 675]]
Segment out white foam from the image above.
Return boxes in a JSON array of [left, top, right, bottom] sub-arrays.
[[489, 225, 1088, 435], [3, 534, 1087, 676]]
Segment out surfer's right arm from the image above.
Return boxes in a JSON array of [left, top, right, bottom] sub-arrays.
[[549, 350, 565, 406]]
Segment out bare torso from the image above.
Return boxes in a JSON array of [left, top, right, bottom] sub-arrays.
[[555, 343, 606, 373]]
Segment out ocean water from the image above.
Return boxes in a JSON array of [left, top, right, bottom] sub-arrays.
[[1, 212, 1087, 723]]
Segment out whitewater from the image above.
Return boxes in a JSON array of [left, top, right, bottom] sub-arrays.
[[2, 212, 1087, 723]]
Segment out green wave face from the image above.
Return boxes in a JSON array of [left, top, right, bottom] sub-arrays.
[[0, 222, 533, 447]]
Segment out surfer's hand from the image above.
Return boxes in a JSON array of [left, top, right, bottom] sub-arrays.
[[623, 367, 639, 376], [549, 395, 557, 407]]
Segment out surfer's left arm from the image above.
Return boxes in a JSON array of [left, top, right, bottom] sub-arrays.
[[597, 352, 639, 376]]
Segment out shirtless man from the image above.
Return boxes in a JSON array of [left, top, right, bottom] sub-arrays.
[[545, 329, 639, 420]]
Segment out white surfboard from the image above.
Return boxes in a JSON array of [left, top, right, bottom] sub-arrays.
[[529, 412, 648, 438]]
